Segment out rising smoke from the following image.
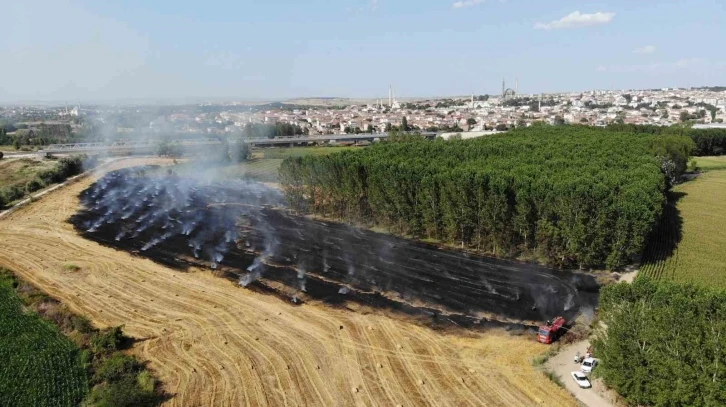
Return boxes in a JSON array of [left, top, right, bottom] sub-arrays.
[[80, 166, 285, 285], [75, 162, 599, 325]]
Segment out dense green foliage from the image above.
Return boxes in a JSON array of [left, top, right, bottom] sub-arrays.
[[241, 122, 306, 139], [155, 138, 182, 157], [0, 155, 91, 208], [0, 271, 88, 406], [280, 127, 692, 269], [605, 124, 726, 156], [88, 352, 157, 407], [234, 139, 252, 162], [594, 278, 726, 406], [0, 269, 161, 407], [0, 124, 77, 147]]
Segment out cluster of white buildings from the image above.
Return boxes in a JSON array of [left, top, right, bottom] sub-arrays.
[[6, 87, 726, 137], [207, 87, 726, 135]]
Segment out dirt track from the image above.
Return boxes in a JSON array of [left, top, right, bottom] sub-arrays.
[[0, 158, 577, 407]]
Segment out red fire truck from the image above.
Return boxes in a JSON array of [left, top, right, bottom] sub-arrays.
[[537, 316, 566, 344]]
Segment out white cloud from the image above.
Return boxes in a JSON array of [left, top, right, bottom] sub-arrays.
[[674, 58, 703, 67], [534, 11, 615, 30], [633, 45, 656, 54], [371, 0, 379, 11], [453, 0, 485, 9], [452, 0, 509, 9]]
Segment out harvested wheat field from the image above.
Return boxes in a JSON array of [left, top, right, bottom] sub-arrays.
[[0, 158, 576, 407]]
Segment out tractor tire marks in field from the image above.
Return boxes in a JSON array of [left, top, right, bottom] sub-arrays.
[[0, 159, 578, 407]]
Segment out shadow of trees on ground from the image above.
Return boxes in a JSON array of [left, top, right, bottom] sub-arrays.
[[640, 191, 685, 279]]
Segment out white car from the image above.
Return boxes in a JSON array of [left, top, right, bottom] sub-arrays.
[[581, 357, 598, 373], [571, 371, 592, 388]]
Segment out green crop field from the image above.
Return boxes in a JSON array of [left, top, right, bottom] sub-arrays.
[[164, 146, 360, 184], [640, 169, 726, 288], [0, 273, 88, 406], [218, 158, 285, 183], [244, 147, 358, 182], [260, 146, 355, 159], [694, 156, 726, 171]]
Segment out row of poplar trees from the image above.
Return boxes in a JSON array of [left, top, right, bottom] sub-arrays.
[[279, 127, 692, 269], [605, 123, 726, 156], [594, 278, 726, 406]]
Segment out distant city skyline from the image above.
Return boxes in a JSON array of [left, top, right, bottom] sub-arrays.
[[0, 0, 724, 103]]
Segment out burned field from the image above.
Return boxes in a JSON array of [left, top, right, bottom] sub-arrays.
[[71, 167, 598, 327]]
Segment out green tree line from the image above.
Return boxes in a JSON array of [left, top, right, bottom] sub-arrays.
[[279, 127, 692, 269], [240, 122, 306, 139], [0, 124, 77, 148], [155, 136, 251, 164], [594, 277, 726, 406], [605, 124, 726, 156]]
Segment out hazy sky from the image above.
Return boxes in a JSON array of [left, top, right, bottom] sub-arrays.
[[1, 0, 724, 102]]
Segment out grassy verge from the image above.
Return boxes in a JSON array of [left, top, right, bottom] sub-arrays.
[[532, 343, 567, 390], [640, 169, 726, 288], [543, 370, 565, 388], [260, 146, 355, 159], [0, 155, 92, 208], [0, 268, 163, 406], [0, 157, 57, 185], [532, 345, 560, 366], [160, 146, 360, 184], [218, 158, 285, 183], [694, 155, 726, 172]]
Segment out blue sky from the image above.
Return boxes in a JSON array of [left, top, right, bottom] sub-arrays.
[[1, 0, 724, 102]]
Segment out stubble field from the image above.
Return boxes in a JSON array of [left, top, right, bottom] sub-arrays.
[[0, 157, 576, 407]]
